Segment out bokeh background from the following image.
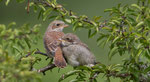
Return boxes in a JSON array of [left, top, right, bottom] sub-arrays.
[[0, 0, 135, 81]]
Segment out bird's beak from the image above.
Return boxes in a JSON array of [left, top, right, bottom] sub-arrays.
[[58, 38, 66, 42], [63, 24, 69, 28]]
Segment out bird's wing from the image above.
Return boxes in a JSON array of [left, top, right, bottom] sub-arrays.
[[47, 40, 58, 56], [78, 42, 91, 51], [54, 46, 67, 68], [44, 32, 67, 68]]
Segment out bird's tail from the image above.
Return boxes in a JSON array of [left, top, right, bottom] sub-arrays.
[[54, 47, 67, 68]]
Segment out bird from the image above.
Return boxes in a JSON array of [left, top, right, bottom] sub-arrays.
[[43, 20, 68, 68], [59, 33, 96, 67]]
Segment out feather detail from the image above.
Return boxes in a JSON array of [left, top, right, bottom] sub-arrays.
[[54, 47, 67, 68]]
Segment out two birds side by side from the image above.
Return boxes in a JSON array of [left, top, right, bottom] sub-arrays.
[[43, 20, 96, 68]]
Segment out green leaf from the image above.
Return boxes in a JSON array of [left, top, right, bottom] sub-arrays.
[[104, 9, 113, 12], [24, 38, 31, 49], [8, 22, 16, 28], [131, 4, 141, 10], [64, 19, 71, 23], [0, 0, 3, 2], [112, 36, 120, 44], [108, 47, 118, 60], [93, 16, 102, 22], [5, 0, 10, 6], [48, 15, 57, 19], [145, 18, 150, 28], [88, 29, 91, 38], [16, 0, 25, 3], [144, 66, 150, 73], [103, 35, 111, 47], [135, 49, 142, 63], [43, 8, 53, 21], [97, 34, 107, 42], [75, 66, 92, 72], [33, 5, 38, 13], [59, 70, 83, 82], [135, 21, 144, 28], [38, 5, 46, 11], [136, 14, 140, 22], [88, 29, 97, 38], [144, 50, 150, 60], [38, 10, 43, 19], [12, 46, 21, 53]]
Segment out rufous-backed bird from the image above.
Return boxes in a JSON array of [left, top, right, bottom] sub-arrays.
[[43, 20, 68, 68]]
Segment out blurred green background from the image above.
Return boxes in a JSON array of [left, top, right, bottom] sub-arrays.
[[0, 0, 135, 82]]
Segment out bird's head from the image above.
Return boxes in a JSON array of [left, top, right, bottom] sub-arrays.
[[59, 33, 80, 47], [47, 20, 68, 32]]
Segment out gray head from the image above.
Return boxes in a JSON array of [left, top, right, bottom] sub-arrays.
[[60, 33, 81, 46], [47, 20, 68, 32]]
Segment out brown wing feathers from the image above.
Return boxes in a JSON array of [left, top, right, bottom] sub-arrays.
[[54, 47, 67, 68]]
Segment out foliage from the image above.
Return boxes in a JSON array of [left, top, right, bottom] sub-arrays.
[[1, 0, 150, 82], [0, 23, 42, 82]]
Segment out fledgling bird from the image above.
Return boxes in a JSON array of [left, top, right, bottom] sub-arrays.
[[43, 20, 68, 68], [60, 33, 96, 67]]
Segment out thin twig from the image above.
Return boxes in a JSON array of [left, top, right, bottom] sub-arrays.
[[26, 50, 47, 57], [89, 72, 100, 82], [37, 64, 56, 75], [27, 0, 30, 13]]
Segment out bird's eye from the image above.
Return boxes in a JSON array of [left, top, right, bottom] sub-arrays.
[[66, 38, 71, 41], [56, 23, 60, 26]]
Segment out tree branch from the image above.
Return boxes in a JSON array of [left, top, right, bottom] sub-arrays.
[[34, 0, 96, 26], [26, 49, 48, 57], [37, 64, 56, 75]]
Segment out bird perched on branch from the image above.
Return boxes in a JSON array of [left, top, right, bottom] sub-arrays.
[[59, 33, 96, 67], [43, 20, 68, 68]]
